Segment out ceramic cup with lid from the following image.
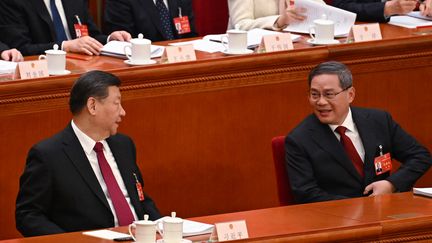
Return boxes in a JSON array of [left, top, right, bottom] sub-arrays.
[[158, 212, 183, 243], [221, 25, 248, 53], [309, 15, 335, 44], [38, 44, 67, 75], [124, 33, 152, 64], [129, 214, 157, 243]]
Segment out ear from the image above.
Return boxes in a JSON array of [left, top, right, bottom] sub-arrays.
[[348, 87, 355, 103], [87, 97, 97, 115]]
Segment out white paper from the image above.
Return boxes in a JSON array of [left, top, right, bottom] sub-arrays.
[[0, 60, 17, 74], [389, 15, 432, 29], [156, 217, 214, 237], [413, 187, 432, 197], [407, 11, 432, 21], [285, 0, 357, 37], [203, 28, 301, 49], [101, 41, 165, 59], [169, 39, 225, 53], [82, 229, 130, 240]]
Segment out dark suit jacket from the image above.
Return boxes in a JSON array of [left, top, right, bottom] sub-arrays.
[[285, 107, 431, 204], [0, 0, 107, 56], [104, 0, 197, 42], [331, 0, 388, 22], [16, 123, 161, 237], [0, 42, 9, 53]]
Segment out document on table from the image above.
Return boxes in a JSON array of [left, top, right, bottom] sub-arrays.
[[0, 60, 17, 74], [101, 41, 165, 59], [413, 187, 432, 197], [203, 28, 301, 50], [389, 15, 432, 29], [284, 0, 356, 37], [82, 229, 130, 240], [407, 11, 432, 21], [156, 217, 214, 237]]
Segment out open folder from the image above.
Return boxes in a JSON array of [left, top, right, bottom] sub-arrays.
[[101, 41, 165, 59]]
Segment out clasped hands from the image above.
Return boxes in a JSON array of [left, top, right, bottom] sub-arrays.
[[63, 30, 131, 56]]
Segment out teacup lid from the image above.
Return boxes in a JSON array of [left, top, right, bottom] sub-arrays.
[[164, 212, 183, 224], [130, 33, 151, 44], [45, 44, 66, 55], [135, 214, 156, 225]]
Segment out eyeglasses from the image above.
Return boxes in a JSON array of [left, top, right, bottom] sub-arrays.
[[309, 86, 351, 101]]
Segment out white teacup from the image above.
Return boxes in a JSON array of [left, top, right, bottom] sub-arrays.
[[309, 19, 335, 43], [124, 33, 152, 64], [38, 44, 66, 75], [129, 215, 157, 243], [222, 29, 248, 53], [158, 212, 183, 243]]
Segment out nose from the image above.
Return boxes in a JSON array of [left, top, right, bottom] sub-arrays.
[[316, 94, 328, 105], [120, 104, 126, 117]]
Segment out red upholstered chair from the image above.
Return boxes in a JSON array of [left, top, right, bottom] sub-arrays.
[[271, 136, 295, 206]]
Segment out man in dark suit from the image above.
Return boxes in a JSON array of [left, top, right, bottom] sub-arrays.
[[330, 0, 430, 22], [104, 0, 197, 42], [0, 42, 23, 62], [0, 0, 131, 56], [285, 61, 431, 204], [16, 71, 161, 237]]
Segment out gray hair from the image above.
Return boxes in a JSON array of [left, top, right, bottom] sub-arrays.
[[308, 61, 353, 89]]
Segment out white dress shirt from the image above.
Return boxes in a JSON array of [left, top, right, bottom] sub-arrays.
[[153, 0, 169, 8], [329, 108, 366, 162], [71, 120, 138, 226], [43, 0, 72, 40]]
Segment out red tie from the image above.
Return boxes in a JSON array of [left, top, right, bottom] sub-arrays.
[[335, 126, 364, 178], [94, 142, 135, 226]]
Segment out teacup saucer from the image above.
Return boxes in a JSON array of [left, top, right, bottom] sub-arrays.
[[124, 59, 157, 66], [49, 70, 71, 76], [156, 239, 192, 243], [307, 39, 340, 46], [221, 49, 254, 55]]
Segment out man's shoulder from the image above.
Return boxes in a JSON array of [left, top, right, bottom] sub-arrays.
[[351, 106, 391, 121], [288, 114, 318, 137]]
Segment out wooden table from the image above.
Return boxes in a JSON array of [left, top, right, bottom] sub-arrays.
[[2, 193, 432, 242], [1, 24, 432, 239]]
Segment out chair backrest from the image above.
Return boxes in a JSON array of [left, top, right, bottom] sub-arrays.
[[271, 136, 294, 206]]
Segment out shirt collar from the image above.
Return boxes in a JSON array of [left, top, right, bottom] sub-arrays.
[[329, 108, 355, 132], [71, 120, 107, 155]]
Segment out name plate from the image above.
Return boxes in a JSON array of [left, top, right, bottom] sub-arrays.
[[161, 44, 196, 63], [210, 220, 249, 242], [351, 23, 382, 42], [15, 60, 49, 80], [258, 33, 293, 53]]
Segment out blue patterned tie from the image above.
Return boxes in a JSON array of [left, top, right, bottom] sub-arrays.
[[156, 0, 174, 40], [50, 0, 68, 42]]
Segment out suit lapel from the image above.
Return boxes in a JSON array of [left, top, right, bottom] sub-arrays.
[[142, 0, 166, 38], [168, 0, 179, 18], [61, 124, 111, 210], [309, 115, 363, 182], [60, 0, 77, 38], [352, 108, 382, 183], [107, 137, 144, 219], [32, 0, 56, 40]]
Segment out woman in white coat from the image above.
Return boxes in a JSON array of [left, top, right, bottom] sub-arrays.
[[228, 0, 324, 31]]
